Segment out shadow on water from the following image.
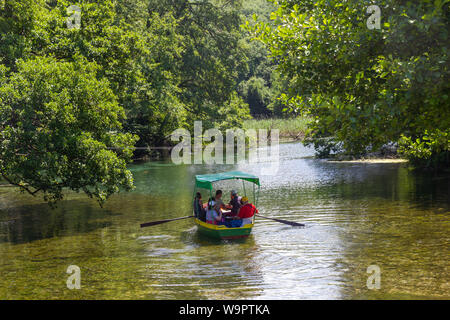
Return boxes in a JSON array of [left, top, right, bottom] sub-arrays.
[[280, 160, 450, 210], [180, 226, 257, 247], [0, 200, 116, 245]]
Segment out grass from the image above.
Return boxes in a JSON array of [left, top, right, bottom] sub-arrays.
[[243, 117, 310, 141]]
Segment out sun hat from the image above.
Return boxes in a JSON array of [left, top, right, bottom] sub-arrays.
[[241, 196, 249, 203]]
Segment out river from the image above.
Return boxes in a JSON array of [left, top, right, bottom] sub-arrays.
[[0, 142, 449, 299]]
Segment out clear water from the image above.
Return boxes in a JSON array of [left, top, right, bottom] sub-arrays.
[[0, 142, 449, 299]]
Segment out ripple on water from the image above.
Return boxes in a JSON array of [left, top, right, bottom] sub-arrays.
[[0, 142, 449, 299]]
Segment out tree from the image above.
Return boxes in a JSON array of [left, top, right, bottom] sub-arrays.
[[238, 0, 287, 117], [249, 0, 449, 168], [238, 76, 272, 116], [40, 0, 186, 152], [0, 0, 258, 205], [0, 57, 137, 205], [148, 0, 251, 131]]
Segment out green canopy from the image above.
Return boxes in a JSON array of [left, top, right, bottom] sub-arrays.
[[195, 171, 260, 190]]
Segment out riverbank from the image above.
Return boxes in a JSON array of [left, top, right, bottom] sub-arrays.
[[243, 117, 309, 141], [131, 117, 310, 161], [135, 118, 409, 164], [327, 158, 408, 164]]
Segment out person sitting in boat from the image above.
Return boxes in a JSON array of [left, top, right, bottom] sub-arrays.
[[193, 192, 207, 222], [206, 197, 222, 225], [234, 196, 258, 226], [227, 190, 241, 217], [213, 190, 231, 213]]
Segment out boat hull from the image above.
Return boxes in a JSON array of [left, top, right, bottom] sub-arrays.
[[194, 218, 253, 240]]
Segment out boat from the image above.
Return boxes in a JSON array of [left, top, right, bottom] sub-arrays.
[[194, 219, 254, 240], [193, 171, 260, 240]]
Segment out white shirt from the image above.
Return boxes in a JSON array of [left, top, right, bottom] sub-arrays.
[[206, 200, 219, 222], [241, 217, 254, 226]]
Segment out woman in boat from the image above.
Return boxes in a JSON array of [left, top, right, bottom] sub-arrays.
[[206, 197, 222, 225], [193, 192, 207, 222]]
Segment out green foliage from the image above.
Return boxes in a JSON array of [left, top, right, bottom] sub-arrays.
[[0, 57, 137, 205], [399, 129, 450, 169], [0, 0, 260, 203], [40, 0, 186, 151], [248, 0, 450, 168], [239, 0, 288, 116], [238, 77, 272, 116], [214, 92, 252, 131], [0, 0, 47, 69], [147, 0, 250, 130], [243, 117, 310, 140]]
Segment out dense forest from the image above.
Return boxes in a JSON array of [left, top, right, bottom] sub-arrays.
[[0, 0, 448, 205], [249, 0, 449, 167]]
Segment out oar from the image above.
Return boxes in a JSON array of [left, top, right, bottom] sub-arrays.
[[257, 214, 305, 227], [140, 216, 194, 228]]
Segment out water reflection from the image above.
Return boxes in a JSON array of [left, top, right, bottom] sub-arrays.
[[139, 231, 264, 299], [0, 142, 448, 299], [0, 201, 114, 244]]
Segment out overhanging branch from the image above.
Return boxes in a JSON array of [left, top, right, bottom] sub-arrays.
[[1, 174, 41, 196]]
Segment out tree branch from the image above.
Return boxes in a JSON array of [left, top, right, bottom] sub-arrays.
[[1, 174, 41, 196]]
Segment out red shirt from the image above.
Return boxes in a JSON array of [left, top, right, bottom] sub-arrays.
[[238, 204, 258, 219]]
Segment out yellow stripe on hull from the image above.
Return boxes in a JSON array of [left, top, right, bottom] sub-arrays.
[[194, 218, 254, 240]]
